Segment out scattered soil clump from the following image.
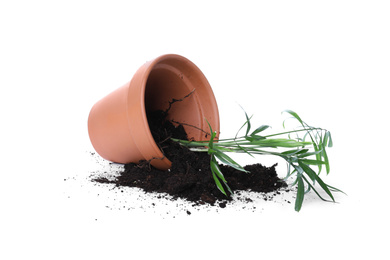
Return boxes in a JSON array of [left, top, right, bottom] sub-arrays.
[[94, 110, 287, 206]]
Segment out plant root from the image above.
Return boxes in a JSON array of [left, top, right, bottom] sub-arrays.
[[170, 119, 211, 138], [164, 88, 196, 115]]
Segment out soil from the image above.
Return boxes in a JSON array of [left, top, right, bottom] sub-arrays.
[[94, 110, 287, 206]]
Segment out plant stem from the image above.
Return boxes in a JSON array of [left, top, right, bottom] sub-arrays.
[[171, 110, 342, 212]]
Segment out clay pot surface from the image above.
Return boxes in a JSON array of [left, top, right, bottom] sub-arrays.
[[88, 54, 219, 170]]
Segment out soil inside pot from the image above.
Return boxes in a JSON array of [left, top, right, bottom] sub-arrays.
[[94, 110, 287, 206]]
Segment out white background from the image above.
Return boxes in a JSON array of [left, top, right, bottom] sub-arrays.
[[1, 0, 389, 259]]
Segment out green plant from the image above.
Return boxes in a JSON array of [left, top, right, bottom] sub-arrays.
[[172, 110, 343, 211]]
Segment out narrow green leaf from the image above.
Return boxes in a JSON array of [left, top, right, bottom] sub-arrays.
[[210, 159, 233, 195], [235, 112, 252, 139], [284, 162, 292, 179], [295, 176, 305, 212], [301, 175, 333, 202], [244, 111, 251, 137], [214, 149, 247, 172], [211, 171, 227, 196], [298, 160, 316, 179], [313, 142, 322, 174], [328, 133, 333, 147], [295, 148, 310, 155], [210, 159, 227, 183], [293, 164, 304, 175], [251, 125, 270, 135], [248, 138, 311, 148], [281, 149, 300, 155], [325, 131, 333, 147], [304, 184, 311, 194], [283, 110, 304, 125], [297, 150, 322, 158], [281, 149, 310, 156], [321, 146, 330, 174], [245, 135, 265, 141], [327, 184, 346, 195], [323, 131, 329, 147], [206, 119, 216, 149], [299, 159, 326, 165], [298, 161, 335, 202], [236, 144, 255, 158], [302, 131, 310, 143]]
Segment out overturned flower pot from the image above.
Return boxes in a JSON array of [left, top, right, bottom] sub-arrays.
[[88, 54, 220, 170]]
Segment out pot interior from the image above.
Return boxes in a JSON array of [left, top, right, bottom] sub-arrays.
[[144, 60, 211, 141]]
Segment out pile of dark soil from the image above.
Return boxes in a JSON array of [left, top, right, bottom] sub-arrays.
[[94, 110, 287, 206]]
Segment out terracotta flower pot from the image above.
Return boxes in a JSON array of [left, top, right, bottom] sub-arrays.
[[88, 54, 220, 170]]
